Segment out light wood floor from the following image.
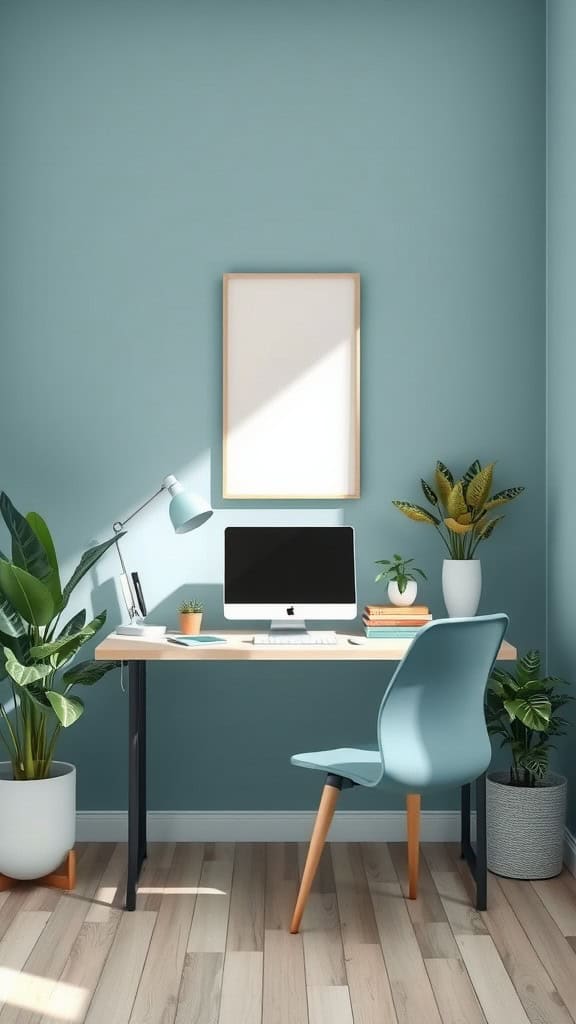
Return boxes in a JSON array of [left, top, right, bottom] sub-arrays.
[[0, 842, 575, 1024]]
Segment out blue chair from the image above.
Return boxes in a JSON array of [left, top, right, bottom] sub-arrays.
[[289, 614, 508, 933]]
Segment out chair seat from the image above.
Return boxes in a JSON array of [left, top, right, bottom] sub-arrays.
[[291, 746, 383, 787]]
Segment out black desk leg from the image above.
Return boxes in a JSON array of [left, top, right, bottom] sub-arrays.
[[127, 660, 147, 911], [475, 772, 487, 911], [460, 773, 487, 911], [138, 660, 147, 865], [461, 782, 471, 858]]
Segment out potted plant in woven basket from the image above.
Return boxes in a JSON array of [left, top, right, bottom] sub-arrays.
[[485, 650, 572, 879]]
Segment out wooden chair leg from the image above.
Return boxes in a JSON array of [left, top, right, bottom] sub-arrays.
[[290, 779, 341, 933], [407, 793, 421, 900]]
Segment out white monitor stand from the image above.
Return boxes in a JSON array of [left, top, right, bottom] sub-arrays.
[[269, 619, 308, 633]]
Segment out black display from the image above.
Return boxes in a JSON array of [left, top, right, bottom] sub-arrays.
[[224, 527, 356, 604]]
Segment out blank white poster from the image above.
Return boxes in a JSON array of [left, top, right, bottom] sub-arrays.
[[223, 274, 360, 499]]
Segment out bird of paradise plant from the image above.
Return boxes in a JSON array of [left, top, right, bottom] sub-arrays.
[[392, 460, 524, 560]]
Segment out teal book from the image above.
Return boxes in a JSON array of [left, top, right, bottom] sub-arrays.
[[364, 627, 420, 638]]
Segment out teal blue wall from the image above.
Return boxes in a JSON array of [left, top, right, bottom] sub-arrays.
[[548, 0, 576, 830], [0, 0, 546, 811]]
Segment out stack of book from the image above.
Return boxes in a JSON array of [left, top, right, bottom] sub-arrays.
[[363, 605, 432, 638]]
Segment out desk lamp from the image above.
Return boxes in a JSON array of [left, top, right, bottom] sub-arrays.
[[113, 474, 213, 638]]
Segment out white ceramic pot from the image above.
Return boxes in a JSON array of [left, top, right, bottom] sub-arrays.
[[387, 580, 418, 606], [0, 762, 76, 879], [442, 559, 482, 617]]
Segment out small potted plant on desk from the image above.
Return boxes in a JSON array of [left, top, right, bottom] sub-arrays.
[[0, 492, 119, 887], [374, 553, 427, 606], [485, 650, 572, 878], [178, 599, 204, 635]]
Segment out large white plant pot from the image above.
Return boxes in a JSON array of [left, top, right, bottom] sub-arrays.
[[442, 559, 482, 617], [387, 580, 417, 606], [0, 762, 76, 879]]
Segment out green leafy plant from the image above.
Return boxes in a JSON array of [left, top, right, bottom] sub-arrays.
[[393, 459, 524, 559], [178, 599, 204, 614], [374, 554, 426, 593], [0, 492, 121, 780], [485, 651, 572, 787]]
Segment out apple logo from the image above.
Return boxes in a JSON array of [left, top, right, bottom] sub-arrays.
[[286, 606, 295, 616]]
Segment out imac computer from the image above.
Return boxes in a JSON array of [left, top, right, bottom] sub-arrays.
[[224, 526, 356, 643]]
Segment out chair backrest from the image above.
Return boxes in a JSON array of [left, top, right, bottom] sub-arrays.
[[377, 614, 509, 789]]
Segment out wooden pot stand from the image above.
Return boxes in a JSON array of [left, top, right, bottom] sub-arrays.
[[0, 850, 76, 893]]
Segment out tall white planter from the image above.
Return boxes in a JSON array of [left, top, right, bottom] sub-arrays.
[[442, 559, 482, 617], [387, 580, 417, 606], [0, 762, 76, 879]]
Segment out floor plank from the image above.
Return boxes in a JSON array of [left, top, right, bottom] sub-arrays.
[[175, 952, 224, 1024], [262, 928, 308, 1024], [481, 873, 573, 1024], [332, 843, 379, 948], [362, 843, 443, 1024], [0, 844, 113, 1024], [218, 951, 263, 1024], [84, 912, 156, 1024], [187, 845, 234, 953], [307, 985, 353, 1024], [498, 876, 576, 1016], [531, 874, 576, 937], [226, 844, 265, 952], [129, 844, 203, 1024], [301, 893, 346, 987], [425, 958, 487, 1024], [344, 943, 398, 1024], [456, 934, 531, 1024], [0, 913, 51, 1013]]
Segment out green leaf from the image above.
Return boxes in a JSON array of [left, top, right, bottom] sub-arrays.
[[0, 493, 52, 584], [414, 568, 427, 579], [30, 610, 107, 666], [26, 512, 62, 606], [61, 534, 123, 607], [57, 609, 87, 640], [393, 553, 402, 562], [0, 561, 55, 626], [421, 479, 438, 506], [517, 650, 541, 683], [485, 486, 525, 510], [63, 659, 118, 688], [0, 560, 26, 638], [466, 463, 495, 510], [45, 691, 84, 727], [392, 501, 440, 526], [504, 695, 551, 731], [516, 748, 548, 780], [3, 649, 52, 687]]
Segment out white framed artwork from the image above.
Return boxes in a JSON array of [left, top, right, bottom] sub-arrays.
[[223, 273, 360, 499]]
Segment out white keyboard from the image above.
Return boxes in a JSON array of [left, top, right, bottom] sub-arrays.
[[252, 632, 338, 646]]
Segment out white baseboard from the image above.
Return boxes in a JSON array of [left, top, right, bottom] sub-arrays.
[[76, 809, 476, 843], [564, 828, 576, 876]]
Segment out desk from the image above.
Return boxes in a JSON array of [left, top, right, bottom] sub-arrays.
[[95, 630, 516, 909]]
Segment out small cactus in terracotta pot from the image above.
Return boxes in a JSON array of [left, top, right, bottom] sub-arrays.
[[178, 599, 204, 635]]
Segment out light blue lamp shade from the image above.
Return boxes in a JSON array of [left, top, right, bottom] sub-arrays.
[[169, 491, 213, 534]]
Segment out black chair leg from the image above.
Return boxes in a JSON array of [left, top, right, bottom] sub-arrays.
[[475, 772, 487, 911]]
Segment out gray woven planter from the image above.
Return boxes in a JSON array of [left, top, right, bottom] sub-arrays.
[[487, 771, 567, 879]]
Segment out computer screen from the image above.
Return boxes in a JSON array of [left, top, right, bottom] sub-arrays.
[[224, 526, 356, 621]]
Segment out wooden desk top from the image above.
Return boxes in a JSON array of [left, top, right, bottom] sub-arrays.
[[95, 631, 517, 663]]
